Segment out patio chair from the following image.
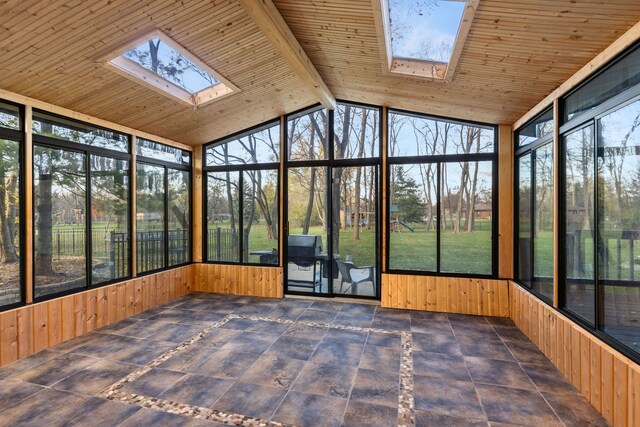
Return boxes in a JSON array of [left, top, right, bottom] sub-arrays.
[[336, 260, 375, 294]]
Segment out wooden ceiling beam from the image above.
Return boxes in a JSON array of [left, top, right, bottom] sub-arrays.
[[237, 0, 336, 110]]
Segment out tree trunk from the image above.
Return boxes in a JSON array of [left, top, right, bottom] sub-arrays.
[[467, 161, 479, 232], [0, 161, 17, 263], [35, 173, 54, 275]]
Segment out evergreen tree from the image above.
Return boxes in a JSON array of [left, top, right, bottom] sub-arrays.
[[394, 166, 424, 223]]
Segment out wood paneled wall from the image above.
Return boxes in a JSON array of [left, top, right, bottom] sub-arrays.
[[381, 274, 510, 317], [0, 265, 194, 368], [194, 264, 283, 298], [510, 282, 640, 427]]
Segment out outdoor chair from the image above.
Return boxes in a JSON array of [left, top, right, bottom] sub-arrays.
[[336, 260, 375, 294]]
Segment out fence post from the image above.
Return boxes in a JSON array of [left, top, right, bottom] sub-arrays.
[[56, 229, 61, 258], [110, 231, 115, 279], [216, 227, 221, 260], [243, 228, 249, 262]]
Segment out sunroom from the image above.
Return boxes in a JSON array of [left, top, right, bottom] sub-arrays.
[[0, 0, 638, 426]]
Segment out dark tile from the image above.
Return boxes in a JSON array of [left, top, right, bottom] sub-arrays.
[[412, 332, 461, 354], [116, 319, 175, 338], [157, 343, 219, 372], [323, 328, 368, 344], [279, 299, 313, 309], [118, 407, 221, 426], [239, 353, 305, 389], [110, 339, 175, 365], [371, 316, 411, 331], [233, 302, 278, 316], [413, 351, 471, 381], [197, 328, 241, 348], [0, 388, 89, 426], [448, 314, 490, 325], [309, 300, 344, 311], [0, 378, 44, 411], [65, 397, 140, 426], [147, 308, 192, 323], [476, 384, 562, 426], [465, 356, 535, 390], [333, 312, 373, 328], [374, 307, 411, 319], [366, 331, 401, 347], [189, 349, 260, 380], [340, 303, 377, 315], [284, 323, 328, 340], [297, 308, 338, 323], [310, 339, 364, 367], [71, 333, 139, 358], [485, 317, 515, 327], [178, 311, 227, 326], [47, 332, 102, 353], [292, 361, 357, 398], [492, 325, 529, 343], [272, 391, 346, 427], [410, 310, 449, 322], [96, 318, 140, 334], [53, 359, 137, 395], [415, 410, 488, 427], [207, 301, 246, 314], [147, 323, 203, 343], [413, 375, 485, 419], [451, 322, 500, 339], [214, 381, 287, 420], [410, 320, 454, 336], [11, 353, 97, 386], [520, 363, 578, 393], [350, 369, 399, 408], [265, 306, 306, 320], [0, 349, 62, 378], [220, 331, 278, 354], [246, 320, 291, 335], [457, 336, 516, 362], [158, 374, 233, 407], [120, 368, 185, 397], [360, 344, 401, 373], [504, 341, 553, 366], [221, 318, 258, 330], [542, 390, 609, 427], [342, 400, 398, 427], [267, 335, 320, 360]]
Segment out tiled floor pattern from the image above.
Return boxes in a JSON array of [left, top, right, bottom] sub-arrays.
[[0, 293, 609, 426]]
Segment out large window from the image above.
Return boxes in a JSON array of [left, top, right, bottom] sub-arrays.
[[33, 112, 131, 299], [515, 107, 555, 302], [0, 101, 23, 309], [560, 43, 640, 359], [136, 139, 191, 274], [204, 121, 280, 265], [387, 110, 496, 276]]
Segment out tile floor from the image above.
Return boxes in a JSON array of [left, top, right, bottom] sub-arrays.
[[0, 293, 609, 427]]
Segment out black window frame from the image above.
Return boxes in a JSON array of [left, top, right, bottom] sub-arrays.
[[0, 99, 25, 311], [136, 139, 193, 276], [514, 106, 555, 304], [202, 118, 281, 267], [557, 42, 640, 364], [32, 109, 133, 303], [385, 107, 499, 278]]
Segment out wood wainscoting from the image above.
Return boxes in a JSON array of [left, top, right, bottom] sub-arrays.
[[0, 265, 194, 368], [509, 281, 640, 427], [381, 274, 510, 317], [194, 264, 283, 298]]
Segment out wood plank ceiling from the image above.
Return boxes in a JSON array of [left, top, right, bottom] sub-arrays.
[[1, 0, 640, 145]]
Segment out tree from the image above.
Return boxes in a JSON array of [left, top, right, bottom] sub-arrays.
[[394, 166, 424, 223]]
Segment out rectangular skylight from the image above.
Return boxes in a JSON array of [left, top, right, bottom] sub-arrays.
[[103, 30, 238, 108], [389, 0, 466, 64], [123, 37, 219, 94]]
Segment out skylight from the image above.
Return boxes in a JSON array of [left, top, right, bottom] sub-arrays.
[[103, 30, 238, 108], [374, 0, 478, 81], [389, 0, 465, 63]]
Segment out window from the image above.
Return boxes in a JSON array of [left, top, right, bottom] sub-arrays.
[[136, 139, 192, 274], [105, 30, 238, 108], [287, 109, 327, 161], [33, 112, 131, 299], [0, 101, 22, 309], [375, 0, 477, 80], [559, 43, 640, 359], [204, 122, 280, 265], [387, 109, 496, 276], [515, 108, 555, 302]]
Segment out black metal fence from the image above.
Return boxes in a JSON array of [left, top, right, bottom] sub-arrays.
[[206, 227, 249, 262]]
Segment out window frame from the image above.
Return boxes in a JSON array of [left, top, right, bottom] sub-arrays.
[[0, 99, 25, 311], [385, 107, 499, 278], [32, 110, 133, 303], [136, 141, 192, 276], [202, 118, 281, 267]]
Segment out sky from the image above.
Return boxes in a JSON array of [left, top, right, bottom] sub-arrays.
[[389, 0, 465, 62]]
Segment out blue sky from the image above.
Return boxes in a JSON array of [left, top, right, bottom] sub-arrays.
[[389, 0, 465, 62]]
